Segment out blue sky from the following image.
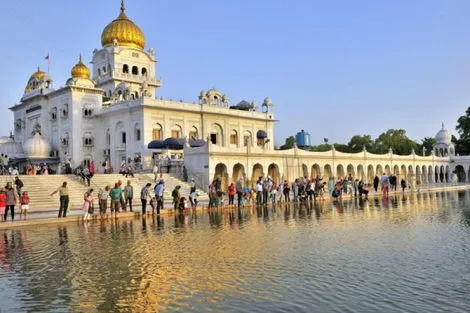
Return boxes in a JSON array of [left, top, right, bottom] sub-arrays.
[[1, 0, 470, 146]]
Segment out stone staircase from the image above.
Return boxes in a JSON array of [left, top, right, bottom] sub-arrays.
[[0, 172, 208, 212]]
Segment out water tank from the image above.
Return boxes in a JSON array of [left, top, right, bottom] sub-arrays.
[[296, 129, 311, 147]]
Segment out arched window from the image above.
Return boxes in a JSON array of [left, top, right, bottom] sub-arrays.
[[83, 133, 94, 147], [171, 124, 182, 138], [152, 123, 162, 140], [83, 104, 93, 118], [189, 126, 198, 139], [135, 91, 139, 99], [243, 130, 252, 147], [97, 69, 101, 76], [62, 104, 68, 119], [102, 66, 106, 73], [123, 64, 129, 74], [141, 68, 147, 76], [50, 107, 58, 121], [132, 66, 138, 75], [210, 123, 223, 145], [230, 129, 238, 145]]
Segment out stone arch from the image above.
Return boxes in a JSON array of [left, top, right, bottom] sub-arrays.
[[213, 163, 229, 191], [384, 165, 391, 175], [445, 165, 451, 182], [346, 164, 355, 178], [407, 165, 414, 181], [400, 165, 407, 182], [455, 165, 466, 182], [251, 163, 264, 186], [132, 66, 139, 75], [393, 165, 399, 176], [367, 165, 374, 183], [336, 164, 345, 180], [152, 123, 163, 140], [243, 130, 252, 147], [302, 164, 309, 178], [311, 164, 321, 179], [323, 164, 332, 181], [232, 163, 245, 183], [170, 124, 182, 138], [268, 163, 281, 185], [230, 129, 238, 146], [415, 166, 421, 184], [439, 165, 445, 183], [189, 126, 198, 139], [428, 165, 433, 183], [141, 68, 147, 76], [376, 164, 383, 176], [210, 123, 224, 146], [123, 64, 129, 73], [435, 165, 440, 183], [421, 166, 427, 184], [357, 164, 364, 180]]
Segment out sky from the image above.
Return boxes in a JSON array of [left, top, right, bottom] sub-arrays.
[[1, 0, 470, 146]]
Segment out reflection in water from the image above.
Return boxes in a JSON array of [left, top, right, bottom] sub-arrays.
[[0, 190, 469, 312]]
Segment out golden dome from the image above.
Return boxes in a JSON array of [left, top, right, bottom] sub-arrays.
[[31, 67, 45, 80], [71, 55, 90, 79], [101, 1, 145, 49], [24, 67, 46, 93]]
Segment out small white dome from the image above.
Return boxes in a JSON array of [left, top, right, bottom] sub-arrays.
[[23, 133, 51, 158], [435, 123, 452, 144]]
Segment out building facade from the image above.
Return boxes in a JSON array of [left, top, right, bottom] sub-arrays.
[[8, 1, 275, 171]]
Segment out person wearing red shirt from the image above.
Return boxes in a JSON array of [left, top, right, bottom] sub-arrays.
[[0, 188, 6, 222], [20, 191, 30, 220], [228, 183, 236, 206]]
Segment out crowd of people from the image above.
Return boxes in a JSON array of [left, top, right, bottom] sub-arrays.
[[202, 173, 413, 209]]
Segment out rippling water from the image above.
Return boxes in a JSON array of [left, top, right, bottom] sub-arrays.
[[1, 190, 470, 312]]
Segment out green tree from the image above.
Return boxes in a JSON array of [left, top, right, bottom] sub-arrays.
[[347, 135, 375, 153], [375, 129, 418, 155], [310, 144, 332, 152], [279, 136, 295, 150], [418, 137, 436, 156], [456, 107, 470, 155]]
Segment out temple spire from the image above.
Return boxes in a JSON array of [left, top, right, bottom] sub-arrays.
[[442, 122, 445, 130], [121, 0, 125, 13]]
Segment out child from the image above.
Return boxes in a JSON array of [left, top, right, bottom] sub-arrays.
[[179, 196, 187, 211], [149, 196, 156, 214], [20, 191, 30, 220], [83, 189, 94, 221], [189, 190, 198, 209], [0, 188, 5, 221]]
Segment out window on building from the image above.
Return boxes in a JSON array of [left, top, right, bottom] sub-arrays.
[[83, 134, 94, 147], [210, 133, 217, 144], [136, 129, 141, 141], [83, 107, 93, 117], [189, 126, 198, 139], [97, 69, 101, 76], [62, 104, 68, 118], [123, 64, 129, 73], [132, 66, 138, 75], [171, 125, 182, 138], [152, 124, 162, 140], [142, 68, 147, 76], [51, 107, 57, 121], [122, 132, 126, 144], [230, 130, 238, 145]]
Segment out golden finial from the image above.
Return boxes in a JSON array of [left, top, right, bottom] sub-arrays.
[[79, 53, 83, 63], [121, 0, 125, 13]]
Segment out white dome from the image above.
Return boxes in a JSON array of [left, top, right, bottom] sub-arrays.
[[23, 133, 51, 158], [435, 124, 452, 144]]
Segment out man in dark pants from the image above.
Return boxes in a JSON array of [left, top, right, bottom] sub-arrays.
[[51, 182, 69, 218], [140, 183, 152, 215], [236, 178, 244, 206], [154, 180, 164, 214]]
